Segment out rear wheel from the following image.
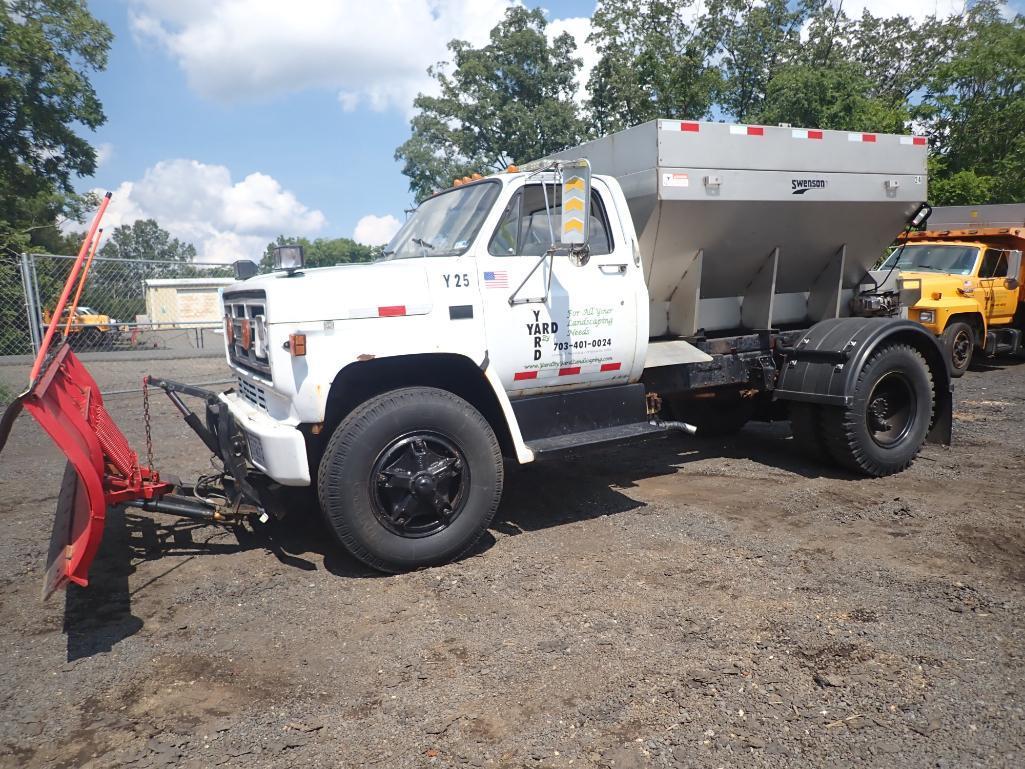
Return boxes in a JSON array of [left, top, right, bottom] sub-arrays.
[[318, 387, 503, 573], [818, 344, 934, 476], [941, 321, 974, 378]]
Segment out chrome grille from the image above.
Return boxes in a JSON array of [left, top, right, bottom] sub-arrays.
[[223, 289, 271, 378]]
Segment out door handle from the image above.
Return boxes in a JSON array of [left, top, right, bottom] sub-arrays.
[[599, 263, 628, 274]]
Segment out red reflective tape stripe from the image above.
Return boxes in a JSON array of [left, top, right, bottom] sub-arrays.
[[558, 366, 581, 376], [913, 136, 927, 146], [680, 121, 700, 132], [514, 371, 538, 381], [600, 362, 621, 372], [378, 305, 406, 317], [862, 134, 876, 143], [808, 130, 823, 140], [747, 126, 764, 136]]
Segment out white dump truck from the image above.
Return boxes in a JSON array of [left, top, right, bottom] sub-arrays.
[[200, 119, 951, 573], [2, 120, 954, 594]]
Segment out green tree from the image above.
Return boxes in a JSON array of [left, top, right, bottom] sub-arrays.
[[917, 1, 1025, 204], [0, 0, 112, 254], [99, 219, 197, 262], [259, 235, 378, 273], [700, 0, 807, 121], [84, 219, 200, 321], [755, 62, 907, 133], [848, 12, 956, 108], [395, 7, 584, 201], [586, 0, 718, 135]]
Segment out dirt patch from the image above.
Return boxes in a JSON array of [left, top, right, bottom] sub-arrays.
[[1, 355, 1024, 768]]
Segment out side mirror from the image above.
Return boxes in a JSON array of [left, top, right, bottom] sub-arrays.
[[909, 202, 932, 229], [1007, 250, 1022, 290], [559, 159, 591, 249]]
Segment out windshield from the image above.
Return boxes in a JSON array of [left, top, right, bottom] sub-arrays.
[[881, 244, 980, 275], [381, 181, 501, 259]]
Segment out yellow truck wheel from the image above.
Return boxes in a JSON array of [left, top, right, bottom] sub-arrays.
[[941, 321, 974, 378]]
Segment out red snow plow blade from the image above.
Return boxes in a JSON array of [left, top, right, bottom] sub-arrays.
[[0, 345, 171, 599], [0, 192, 264, 599]]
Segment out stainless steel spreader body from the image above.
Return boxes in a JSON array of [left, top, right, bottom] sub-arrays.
[[548, 120, 928, 337]]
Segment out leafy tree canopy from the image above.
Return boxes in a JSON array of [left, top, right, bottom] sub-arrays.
[[586, 0, 719, 135], [395, 7, 584, 201], [100, 219, 197, 262], [916, 1, 1025, 204], [0, 0, 111, 254]]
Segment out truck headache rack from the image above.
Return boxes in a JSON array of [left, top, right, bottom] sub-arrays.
[[0, 195, 257, 599]]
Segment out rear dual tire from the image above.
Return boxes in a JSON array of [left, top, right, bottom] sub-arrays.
[[790, 344, 934, 476], [317, 387, 503, 573]]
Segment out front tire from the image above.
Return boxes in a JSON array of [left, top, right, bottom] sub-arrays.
[[818, 344, 934, 476], [941, 321, 974, 378], [317, 387, 503, 573]]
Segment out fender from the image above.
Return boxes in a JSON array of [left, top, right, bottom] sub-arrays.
[[775, 317, 953, 445]]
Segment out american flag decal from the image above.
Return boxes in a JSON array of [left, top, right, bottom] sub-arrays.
[[483, 270, 508, 288]]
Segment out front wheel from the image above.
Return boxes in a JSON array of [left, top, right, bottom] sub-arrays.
[[941, 321, 974, 378], [818, 344, 934, 476], [317, 387, 503, 573]]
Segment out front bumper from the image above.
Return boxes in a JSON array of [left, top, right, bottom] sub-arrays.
[[218, 391, 311, 486]]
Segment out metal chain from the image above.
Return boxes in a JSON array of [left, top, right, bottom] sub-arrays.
[[142, 378, 154, 471]]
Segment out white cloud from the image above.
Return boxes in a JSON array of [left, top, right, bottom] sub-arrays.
[[128, 0, 515, 112], [547, 16, 597, 105], [353, 214, 401, 245], [94, 159, 326, 262]]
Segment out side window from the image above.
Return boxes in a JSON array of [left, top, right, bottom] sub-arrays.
[[488, 184, 614, 257], [979, 250, 1008, 278], [488, 194, 521, 256]]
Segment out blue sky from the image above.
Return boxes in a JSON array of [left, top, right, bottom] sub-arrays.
[[82, 0, 597, 261], [79, 1, 1016, 261]]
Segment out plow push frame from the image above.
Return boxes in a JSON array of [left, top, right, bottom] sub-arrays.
[[0, 194, 267, 599]]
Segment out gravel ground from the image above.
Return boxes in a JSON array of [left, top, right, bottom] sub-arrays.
[[0, 354, 1023, 769]]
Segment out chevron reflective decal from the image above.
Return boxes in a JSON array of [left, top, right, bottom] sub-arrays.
[[560, 159, 591, 246]]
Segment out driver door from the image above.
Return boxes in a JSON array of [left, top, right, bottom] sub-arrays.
[[476, 179, 639, 395], [978, 249, 1017, 327]]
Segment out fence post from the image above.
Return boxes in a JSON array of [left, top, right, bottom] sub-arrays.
[[19, 253, 42, 354]]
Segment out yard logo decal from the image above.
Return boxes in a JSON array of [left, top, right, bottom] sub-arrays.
[[483, 271, 508, 288]]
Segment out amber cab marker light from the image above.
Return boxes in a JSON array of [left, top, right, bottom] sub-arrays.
[[931, 291, 943, 300], [289, 333, 307, 357]]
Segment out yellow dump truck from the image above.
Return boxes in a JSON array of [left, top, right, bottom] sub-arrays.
[[872, 205, 1025, 376], [42, 305, 117, 349]]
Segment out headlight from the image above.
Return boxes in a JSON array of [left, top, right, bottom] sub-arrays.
[[918, 310, 935, 323]]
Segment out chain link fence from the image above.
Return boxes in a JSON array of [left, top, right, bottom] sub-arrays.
[[1, 252, 238, 357]]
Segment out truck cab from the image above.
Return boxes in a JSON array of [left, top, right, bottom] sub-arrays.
[[877, 205, 1025, 375]]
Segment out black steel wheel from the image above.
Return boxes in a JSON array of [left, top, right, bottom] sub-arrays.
[[318, 387, 503, 573], [370, 432, 469, 538], [819, 343, 934, 476], [942, 321, 974, 378], [865, 371, 917, 448]]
